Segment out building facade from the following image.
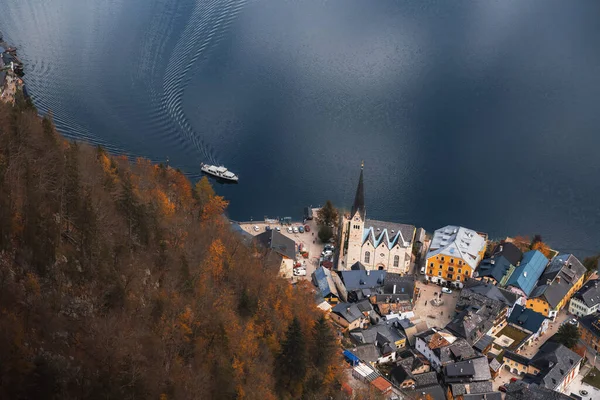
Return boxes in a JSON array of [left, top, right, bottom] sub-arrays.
[[579, 311, 600, 352], [425, 226, 487, 289], [569, 279, 600, 317], [339, 165, 415, 274]]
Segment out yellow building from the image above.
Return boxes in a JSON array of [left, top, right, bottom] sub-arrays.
[[525, 254, 586, 319], [579, 312, 600, 352], [425, 226, 487, 289]]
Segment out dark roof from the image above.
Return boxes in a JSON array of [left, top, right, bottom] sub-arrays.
[[463, 393, 502, 400], [530, 254, 586, 308], [383, 273, 415, 296], [444, 357, 491, 383], [332, 300, 372, 323], [506, 250, 549, 297], [507, 305, 546, 334], [579, 311, 600, 339], [414, 371, 439, 387], [503, 351, 530, 366], [505, 381, 573, 400], [477, 255, 514, 283], [363, 219, 415, 249], [349, 344, 380, 363], [446, 291, 505, 345], [389, 364, 411, 384], [572, 279, 600, 308], [349, 321, 405, 349], [340, 270, 386, 291], [491, 242, 523, 266], [462, 279, 519, 307], [254, 230, 296, 260], [405, 383, 446, 400], [350, 165, 365, 220], [473, 334, 494, 352], [527, 341, 582, 390], [350, 261, 366, 270]]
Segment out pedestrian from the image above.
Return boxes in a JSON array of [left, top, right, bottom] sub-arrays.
[[425, 300, 428, 306]]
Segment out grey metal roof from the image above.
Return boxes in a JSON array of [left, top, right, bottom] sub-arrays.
[[462, 279, 519, 306], [349, 321, 405, 347], [530, 254, 586, 308], [473, 334, 494, 352], [254, 230, 296, 260], [507, 305, 546, 334], [450, 381, 493, 396], [505, 382, 573, 400], [503, 351, 531, 366], [572, 279, 600, 308], [427, 225, 487, 270], [350, 344, 380, 363], [383, 273, 415, 296], [414, 371, 439, 387], [528, 341, 582, 390], [363, 219, 415, 249], [340, 270, 386, 291], [406, 383, 446, 400], [332, 300, 372, 323], [444, 357, 491, 382]]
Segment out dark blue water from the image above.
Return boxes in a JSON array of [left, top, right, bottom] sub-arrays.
[[2, 0, 600, 256]]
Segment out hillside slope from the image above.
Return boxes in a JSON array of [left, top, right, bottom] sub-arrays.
[[0, 100, 343, 400]]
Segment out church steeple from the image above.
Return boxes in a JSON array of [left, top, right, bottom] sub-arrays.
[[350, 162, 365, 220]]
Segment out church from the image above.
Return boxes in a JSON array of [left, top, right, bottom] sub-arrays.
[[338, 164, 415, 274]]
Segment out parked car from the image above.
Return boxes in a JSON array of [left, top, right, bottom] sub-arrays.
[[498, 386, 506, 393], [265, 225, 271, 231], [253, 225, 260, 232], [294, 268, 307, 276], [293, 226, 299, 234], [287, 226, 293, 233], [510, 377, 518, 383], [304, 225, 311, 232], [298, 226, 305, 233], [420, 266, 426, 275], [441, 287, 453, 294], [322, 250, 333, 257], [324, 244, 335, 251], [566, 318, 579, 327], [275, 226, 281, 232]]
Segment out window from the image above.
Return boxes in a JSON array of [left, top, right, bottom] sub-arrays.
[[438, 271, 442, 276], [458, 269, 462, 274], [447, 274, 453, 280], [441, 257, 445, 261], [457, 276, 461, 281], [430, 262, 434, 267], [364, 251, 370, 263], [458, 261, 462, 265], [429, 269, 433, 275], [450, 259, 454, 264], [448, 267, 454, 272], [394, 255, 399, 267]]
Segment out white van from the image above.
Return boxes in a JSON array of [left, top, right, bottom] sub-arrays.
[[420, 266, 425, 275]]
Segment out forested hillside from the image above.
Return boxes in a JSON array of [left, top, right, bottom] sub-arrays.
[[0, 99, 344, 399]]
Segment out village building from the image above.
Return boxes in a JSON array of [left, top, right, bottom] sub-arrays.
[[402, 372, 446, 400], [425, 226, 487, 288], [568, 278, 600, 317], [503, 342, 581, 394], [526, 254, 586, 319], [339, 164, 415, 274], [349, 320, 407, 364], [506, 305, 549, 346], [504, 382, 574, 400], [504, 250, 549, 298], [476, 242, 523, 285], [579, 311, 600, 352], [312, 266, 344, 304], [330, 299, 374, 330], [414, 328, 477, 372], [254, 230, 297, 278]]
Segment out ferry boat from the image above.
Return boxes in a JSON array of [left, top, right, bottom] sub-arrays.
[[200, 163, 239, 182]]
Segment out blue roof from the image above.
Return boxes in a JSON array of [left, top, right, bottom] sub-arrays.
[[506, 250, 548, 296], [313, 266, 337, 297], [507, 304, 546, 334], [0, 46, 5, 53], [343, 350, 360, 366]]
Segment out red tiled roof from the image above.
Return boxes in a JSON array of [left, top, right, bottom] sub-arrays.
[[370, 376, 392, 393]]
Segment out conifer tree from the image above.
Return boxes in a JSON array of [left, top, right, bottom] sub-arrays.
[[312, 315, 337, 371], [275, 317, 308, 395]]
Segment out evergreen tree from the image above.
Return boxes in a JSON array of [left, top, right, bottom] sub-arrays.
[[275, 317, 308, 395], [318, 225, 334, 243], [312, 315, 337, 371], [555, 323, 580, 349], [316, 200, 339, 228]]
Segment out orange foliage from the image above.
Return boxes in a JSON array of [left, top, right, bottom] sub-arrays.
[[531, 241, 552, 258], [202, 195, 229, 220], [153, 188, 175, 216]]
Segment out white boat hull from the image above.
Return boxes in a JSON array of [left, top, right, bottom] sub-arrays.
[[200, 163, 239, 182]]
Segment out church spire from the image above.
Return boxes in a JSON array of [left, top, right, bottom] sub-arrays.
[[350, 162, 365, 220]]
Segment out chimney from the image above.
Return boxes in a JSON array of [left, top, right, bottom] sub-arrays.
[[556, 276, 560, 284], [568, 263, 572, 269], [547, 279, 552, 285], [499, 245, 503, 252], [367, 270, 370, 276], [347, 307, 351, 313], [460, 368, 463, 373], [393, 284, 397, 294]]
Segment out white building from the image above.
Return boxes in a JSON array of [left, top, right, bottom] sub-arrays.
[[569, 279, 600, 317], [339, 164, 415, 274]]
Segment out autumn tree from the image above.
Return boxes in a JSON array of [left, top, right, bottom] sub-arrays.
[[583, 254, 600, 273], [317, 200, 339, 228]]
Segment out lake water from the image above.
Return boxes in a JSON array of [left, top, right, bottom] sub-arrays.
[[1, 0, 599, 256]]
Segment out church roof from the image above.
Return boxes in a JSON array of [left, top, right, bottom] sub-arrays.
[[363, 219, 415, 250], [351, 164, 365, 220]]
